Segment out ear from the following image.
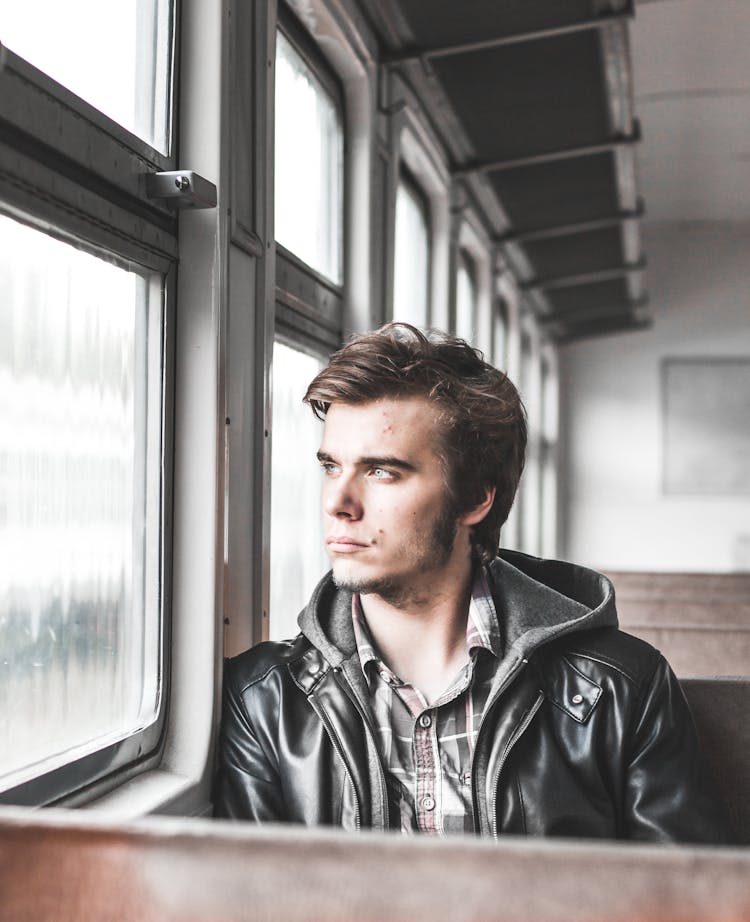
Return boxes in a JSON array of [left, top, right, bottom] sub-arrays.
[[458, 485, 496, 527]]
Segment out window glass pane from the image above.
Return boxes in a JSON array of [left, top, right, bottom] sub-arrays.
[[0, 213, 162, 789], [0, 0, 173, 152], [393, 180, 429, 328], [517, 331, 540, 554], [539, 356, 558, 556], [270, 342, 329, 641], [275, 31, 343, 284], [493, 298, 508, 369], [455, 256, 477, 343]]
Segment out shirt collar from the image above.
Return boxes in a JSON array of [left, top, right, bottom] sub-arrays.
[[352, 567, 502, 679]]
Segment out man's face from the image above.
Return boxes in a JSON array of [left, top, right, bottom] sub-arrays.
[[317, 396, 464, 604]]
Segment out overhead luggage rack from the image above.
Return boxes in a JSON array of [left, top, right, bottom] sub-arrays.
[[365, 0, 649, 341]]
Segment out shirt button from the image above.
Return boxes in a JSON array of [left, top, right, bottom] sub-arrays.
[[418, 713, 432, 729], [461, 772, 472, 786], [571, 693, 584, 705], [423, 794, 435, 811]]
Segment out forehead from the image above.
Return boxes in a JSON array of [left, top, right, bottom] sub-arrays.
[[321, 396, 443, 453]]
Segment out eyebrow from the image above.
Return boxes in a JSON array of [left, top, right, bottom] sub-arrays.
[[316, 450, 418, 473]]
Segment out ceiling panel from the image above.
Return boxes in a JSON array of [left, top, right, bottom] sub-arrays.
[[524, 226, 625, 280], [431, 33, 610, 162], [489, 152, 619, 229], [545, 277, 632, 314], [396, 0, 607, 49]]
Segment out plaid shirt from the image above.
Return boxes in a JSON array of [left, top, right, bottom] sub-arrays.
[[352, 569, 503, 835]]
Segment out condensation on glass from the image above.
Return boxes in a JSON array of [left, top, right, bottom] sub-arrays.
[[0, 213, 163, 789], [0, 0, 173, 152], [393, 180, 430, 328], [455, 253, 477, 345], [275, 31, 344, 284], [269, 342, 329, 641]]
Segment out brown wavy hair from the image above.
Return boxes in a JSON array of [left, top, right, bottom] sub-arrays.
[[304, 323, 527, 563]]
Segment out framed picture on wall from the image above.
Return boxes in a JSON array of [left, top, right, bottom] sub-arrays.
[[662, 357, 750, 495]]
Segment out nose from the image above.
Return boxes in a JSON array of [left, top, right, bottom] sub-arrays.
[[323, 470, 363, 520]]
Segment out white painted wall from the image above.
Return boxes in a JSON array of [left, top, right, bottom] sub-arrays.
[[560, 221, 750, 572]]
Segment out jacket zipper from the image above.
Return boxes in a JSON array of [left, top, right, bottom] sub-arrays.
[[308, 696, 362, 830], [490, 690, 544, 839], [471, 657, 526, 832], [332, 668, 391, 830], [471, 657, 542, 838]]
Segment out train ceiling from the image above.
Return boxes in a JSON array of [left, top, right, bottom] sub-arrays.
[[365, 0, 649, 342]]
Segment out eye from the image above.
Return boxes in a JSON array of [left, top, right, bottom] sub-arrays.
[[371, 467, 396, 481], [320, 460, 339, 476]]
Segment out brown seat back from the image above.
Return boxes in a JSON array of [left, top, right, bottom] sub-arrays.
[[681, 677, 750, 844]]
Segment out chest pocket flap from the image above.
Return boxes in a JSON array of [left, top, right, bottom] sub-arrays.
[[547, 658, 602, 723]]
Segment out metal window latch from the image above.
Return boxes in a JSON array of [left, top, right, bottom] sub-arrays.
[[145, 170, 217, 209]]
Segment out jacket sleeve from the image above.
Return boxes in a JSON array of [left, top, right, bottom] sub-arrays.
[[213, 657, 287, 821], [623, 655, 734, 844]]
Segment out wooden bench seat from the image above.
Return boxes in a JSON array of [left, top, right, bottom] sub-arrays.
[[605, 571, 750, 677]]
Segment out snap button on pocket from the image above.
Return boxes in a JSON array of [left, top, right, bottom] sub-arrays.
[[571, 693, 584, 705]]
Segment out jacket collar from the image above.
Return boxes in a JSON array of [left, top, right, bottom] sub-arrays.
[[298, 551, 618, 669]]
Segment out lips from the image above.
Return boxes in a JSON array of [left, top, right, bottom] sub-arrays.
[[326, 536, 369, 552]]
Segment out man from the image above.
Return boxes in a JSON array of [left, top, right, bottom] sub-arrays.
[[215, 323, 729, 842]]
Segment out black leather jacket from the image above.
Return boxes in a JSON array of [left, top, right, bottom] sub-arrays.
[[215, 551, 731, 843]]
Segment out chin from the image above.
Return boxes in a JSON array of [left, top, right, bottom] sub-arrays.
[[331, 564, 406, 601], [331, 560, 371, 590], [332, 560, 378, 589]]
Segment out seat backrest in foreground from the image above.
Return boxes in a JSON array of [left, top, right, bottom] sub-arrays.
[[0, 808, 748, 922]]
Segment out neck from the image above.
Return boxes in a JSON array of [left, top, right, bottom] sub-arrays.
[[359, 557, 477, 705]]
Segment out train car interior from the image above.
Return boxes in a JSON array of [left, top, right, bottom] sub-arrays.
[[1, 0, 749, 918]]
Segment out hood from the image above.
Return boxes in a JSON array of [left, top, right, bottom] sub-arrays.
[[297, 573, 359, 667], [490, 549, 618, 664], [297, 549, 618, 668]]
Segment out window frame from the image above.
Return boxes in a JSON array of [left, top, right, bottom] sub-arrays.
[[267, 3, 352, 643], [274, 4, 346, 351], [0, 28, 178, 806]]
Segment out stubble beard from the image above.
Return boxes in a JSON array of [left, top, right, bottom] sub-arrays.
[[331, 501, 459, 607]]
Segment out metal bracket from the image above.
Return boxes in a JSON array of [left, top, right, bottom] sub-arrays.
[[145, 170, 217, 209]]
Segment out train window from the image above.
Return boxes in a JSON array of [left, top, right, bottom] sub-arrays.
[[270, 9, 349, 642], [539, 351, 559, 557], [393, 174, 430, 328], [0, 0, 174, 152], [275, 27, 344, 284], [493, 296, 509, 370], [0, 1, 177, 804], [518, 327, 542, 555], [0, 213, 164, 798], [455, 250, 477, 344], [269, 342, 328, 641]]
